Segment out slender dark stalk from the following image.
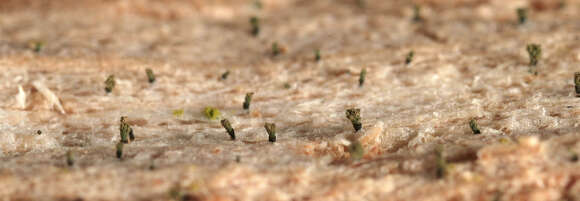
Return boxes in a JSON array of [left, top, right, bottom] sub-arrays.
[[221, 119, 236, 140], [359, 68, 366, 87], [346, 108, 362, 132], [469, 119, 481, 135], [105, 75, 115, 93], [243, 92, 254, 110], [264, 123, 276, 142]]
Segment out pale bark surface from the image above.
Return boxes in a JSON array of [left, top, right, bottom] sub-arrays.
[[0, 0, 579, 200]]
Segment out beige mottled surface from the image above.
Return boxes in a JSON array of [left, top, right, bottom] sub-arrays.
[[1, 0, 580, 200]]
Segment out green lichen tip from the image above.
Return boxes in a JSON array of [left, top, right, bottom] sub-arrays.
[[243, 92, 254, 110], [469, 119, 481, 135], [405, 51, 414, 65], [221, 70, 230, 80], [250, 16, 260, 36], [412, 5, 422, 22], [346, 108, 362, 132], [435, 148, 447, 179], [517, 8, 527, 25], [104, 75, 115, 93], [272, 42, 281, 57], [204, 107, 221, 120], [359, 68, 367, 87], [146, 68, 156, 83], [574, 72, 580, 96], [221, 118, 236, 140], [66, 150, 74, 167], [264, 122, 276, 142], [120, 116, 134, 143]]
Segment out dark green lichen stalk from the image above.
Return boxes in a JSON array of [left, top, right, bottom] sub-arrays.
[[359, 68, 367, 87], [32, 41, 44, 53], [526, 44, 541, 75], [243, 92, 254, 110], [356, 0, 365, 8], [412, 5, 422, 22], [120, 116, 134, 144], [220, 119, 236, 140], [221, 70, 230, 80], [146, 68, 156, 83], [492, 192, 502, 201], [517, 8, 527, 25], [469, 119, 481, 135], [315, 49, 321, 62], [264, 123, 276, 142], [272, 42, 281, 57], [253, 0, 262, 9], [104, 75, 115, 93], [66, 150, 74, 167], [571, 151, 578, 162], [349, 140, 364, 160], [346, 108, 362, 132], [574, 72, 580, 96], [435, 148, 447, 179], [116, 142, 124, 159], [558, 0, 566, 9], [405, 51, 414, 65], [250, 16, 260, 36]]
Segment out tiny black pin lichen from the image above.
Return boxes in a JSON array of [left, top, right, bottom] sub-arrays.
[[492, 192, 502, 201], [356, 0, 365, 8], [116, 141, 124, 159], [349, 140, 364, 161], [413, 5, 422, 22], [264, 123, 276, 142], [253, 0, 262, 9], [346, 108, 362, 132], [36, 130, 42, 135], [250, 16, 260, 36], [526, 44, 541, 75], [558, 0, 566, 9], [359, 68, 367, 87], [149, 160, 156, 170], [30, 41, 44, 53], [272, 42, 281, 57], [435, 148, 447, 179], [105, 75, 115, 93], [574, 72, 580, 97], [315, 49, 321, 62], [204, 107, 221, 120], [66, 150, 74, 167], [146, 68, 156, 83], [405, 51, 414, 65], [243, 92, 254, 110], [120, 116, 134, 144], [469, 119, 481, 135], [571, 152, 578, 162], [517, 8, 527, 25], [221, 70, 230, 80], [220, 119, 236, 140]]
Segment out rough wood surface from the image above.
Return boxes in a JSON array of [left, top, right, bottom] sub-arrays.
[[0, 0, 579, 200]]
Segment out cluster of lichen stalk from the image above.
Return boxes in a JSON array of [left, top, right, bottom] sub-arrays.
[[87, 4, 578, 182]]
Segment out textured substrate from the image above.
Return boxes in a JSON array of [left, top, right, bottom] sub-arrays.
[[0, 0, 579, 200]]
